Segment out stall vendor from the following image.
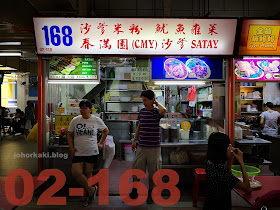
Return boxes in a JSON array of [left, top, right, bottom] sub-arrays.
[[260, 102, 280, 135]]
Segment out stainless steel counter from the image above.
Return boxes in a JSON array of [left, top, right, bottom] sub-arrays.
[[234, 138, 272, 145]]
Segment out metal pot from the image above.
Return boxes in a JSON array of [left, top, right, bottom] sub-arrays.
[[170, 127, 179, 142], [160, 127, 170, 142], [193, 131, 201, 140]]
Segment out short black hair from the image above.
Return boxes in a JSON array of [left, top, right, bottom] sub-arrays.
[[79, 99, 92, 109], [27, 100, 32, 105], [207, 132, 230, 164], [265, 102, 274, 109], [140, 90, 155, 100]]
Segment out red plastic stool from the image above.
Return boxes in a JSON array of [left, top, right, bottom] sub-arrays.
[[192, 168, 206, 207]]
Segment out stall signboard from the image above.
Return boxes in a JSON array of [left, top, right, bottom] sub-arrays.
[[57, 107, 65, 114], [55, 115, 76, 135], [235, 59, 280, 81], [34, 18, 237, 55], [68, 99, 82, 115], [49, 56, 98, 80], [239, 20, 280, 55], [151, 57, 224, 80], [132, 59, 150, 82]]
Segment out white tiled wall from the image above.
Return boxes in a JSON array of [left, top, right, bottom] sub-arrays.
[[264, 83, 280, 105]]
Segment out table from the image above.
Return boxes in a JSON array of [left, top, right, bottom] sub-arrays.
[[261, 134, 280, 175], [235, 138, 272, 166], [233, 176, 280, 206]]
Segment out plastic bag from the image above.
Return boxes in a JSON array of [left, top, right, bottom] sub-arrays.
[[170, 149, 188, 165], [102, 135, 115, 169], [235, 126, 243, 140], [26, 123, 38, 142]]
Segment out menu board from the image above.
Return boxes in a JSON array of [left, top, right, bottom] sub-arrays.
[[132, 58, 150, 82], [54, 115, 76, 135], [235, 59, 280, 81], [49, 56, 98, 80], [68, 99, 82, 115], [151, 57, 223, 80], [239, 20, 280, 55]]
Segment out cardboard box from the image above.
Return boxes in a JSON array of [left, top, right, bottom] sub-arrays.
[[127, 83, 142, 90], [124, 73, 131, 79], [256, 82, 266, 87]]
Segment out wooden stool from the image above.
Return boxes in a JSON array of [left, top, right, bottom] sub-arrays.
[[192, 168, 206, 207]]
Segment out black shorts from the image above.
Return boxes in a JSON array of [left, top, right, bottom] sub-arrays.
[[72, 155, 98, 164]]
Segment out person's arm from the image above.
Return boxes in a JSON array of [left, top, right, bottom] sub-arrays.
[[98, 127, 109, 150], [260, 116, 265, 129], [233, 148, 252, 194], [67, 131, 76, 159], [226, 144, 234, 171], [154, 100, 167, 115], [132, 123, 140, 152]]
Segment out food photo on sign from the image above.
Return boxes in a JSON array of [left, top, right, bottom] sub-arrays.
[[235, 59, 280, 81], [152, 57, 223, 81], [49, 56, 98, 80]]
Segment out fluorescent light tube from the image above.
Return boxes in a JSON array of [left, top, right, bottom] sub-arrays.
[[2, 81, 16, 84], [0, 53, 21, 56], [0, 67, 17, 70], [48, 80, 100, 84], [154, 81, 206, 85], [7, 106, 18, 108], [0, 42, 21, 46]]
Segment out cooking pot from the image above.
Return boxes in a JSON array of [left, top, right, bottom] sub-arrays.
[[170, 127, 179, 142], [160, 127, 170, 142]]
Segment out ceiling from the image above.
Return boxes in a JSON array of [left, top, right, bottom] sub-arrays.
[[0, 0, 280, 73]]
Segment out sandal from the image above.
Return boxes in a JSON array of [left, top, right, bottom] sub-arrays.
[[88, 185, 98, 204], [80, 198, 88, 207]]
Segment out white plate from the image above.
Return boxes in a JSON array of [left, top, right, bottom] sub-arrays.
[[185, 58, 211, 79], [235, 68, 264, 80], [238, 177, 262, 189]]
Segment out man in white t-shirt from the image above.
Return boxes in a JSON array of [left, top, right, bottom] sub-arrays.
[[260, 102, 280, 135], [67, 99, 109, 207]]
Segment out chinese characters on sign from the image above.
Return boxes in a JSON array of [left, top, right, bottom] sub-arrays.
[[55, 115, 76, 135], [132, 58, 150, 82], [247, 25, 280, 51], [131, 68, 150, 82], [34, 18, 237, 55]]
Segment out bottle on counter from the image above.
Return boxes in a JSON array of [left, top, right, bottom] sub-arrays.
[[59, 127, 66, 145], [109, 69, 115, 78], [171, 106, 175, 113]]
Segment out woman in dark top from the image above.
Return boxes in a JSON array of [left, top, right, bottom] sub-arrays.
[[203, 132, 252, 210]]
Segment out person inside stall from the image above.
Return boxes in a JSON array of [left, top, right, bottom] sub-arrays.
[[204, 132, 252, 210], [10, 109, 25, 134], [1, 107, 10, 135], [24, 100, 35, 136], [130, 90, 167, 204], [260, 102, 280, 135], [67, 99, 109, 207]]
